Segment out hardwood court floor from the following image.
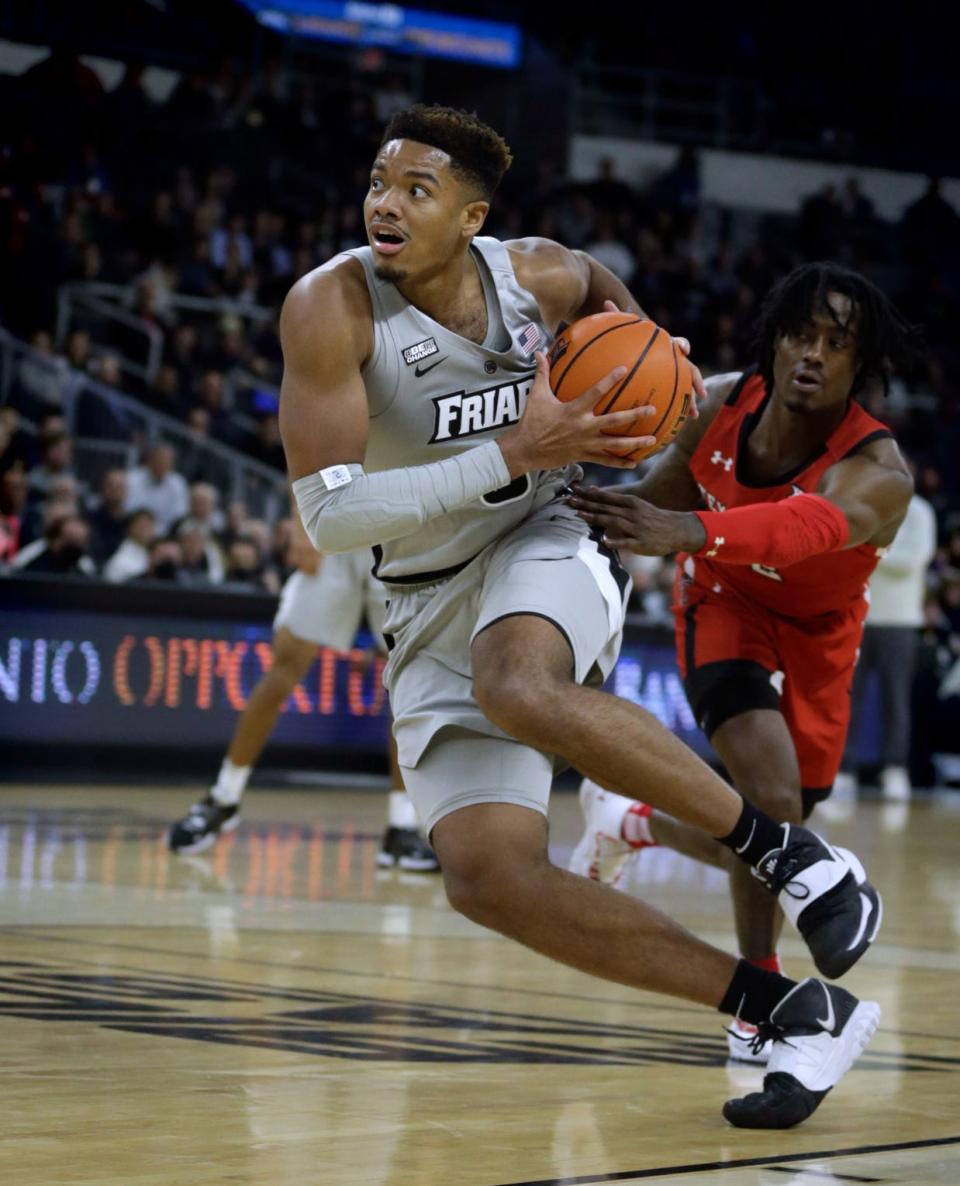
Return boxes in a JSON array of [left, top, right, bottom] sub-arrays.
[[0, 781, 958, 1186]]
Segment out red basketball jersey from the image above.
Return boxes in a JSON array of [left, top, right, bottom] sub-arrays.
[[680, 371, 893, 616]]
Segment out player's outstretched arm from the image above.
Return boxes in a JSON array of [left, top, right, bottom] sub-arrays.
[[816, 447, 914, 548], [570, 437, 913, 561], [614, 372, 741, 510]]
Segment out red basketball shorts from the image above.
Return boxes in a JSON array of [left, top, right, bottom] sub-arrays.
[[673, 571, 867, 795]]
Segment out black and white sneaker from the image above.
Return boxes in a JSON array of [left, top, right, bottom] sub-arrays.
[[376, 826, 441, 872], [724, 978, 880, 1129], [168, 796, 240, 854], [753, 824, 882, 979]]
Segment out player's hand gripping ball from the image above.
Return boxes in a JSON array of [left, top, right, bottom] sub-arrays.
[[547, 312, 693, 462]]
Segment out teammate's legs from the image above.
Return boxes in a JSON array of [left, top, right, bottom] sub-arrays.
[[223, 627, 318, 772], [875, 624, 917, 797], [168, 627, 317, 854]]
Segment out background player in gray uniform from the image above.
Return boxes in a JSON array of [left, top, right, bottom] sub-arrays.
[[167, 512, 438, 870], [279, 104, 883, 1128]]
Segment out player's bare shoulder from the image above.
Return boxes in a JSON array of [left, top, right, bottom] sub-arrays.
[[853, 431, 912, 480], [280, 254, 374, 367], [505, 236, 585, 330]]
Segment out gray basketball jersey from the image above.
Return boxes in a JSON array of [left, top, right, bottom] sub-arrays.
[[344, 237, 567, 583]]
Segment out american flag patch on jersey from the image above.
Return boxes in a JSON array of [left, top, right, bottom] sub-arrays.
[[518, 323, 541, 354]]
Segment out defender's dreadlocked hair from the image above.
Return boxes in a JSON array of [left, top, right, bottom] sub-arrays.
[[380, 104, 513, 200], [755, 262, 922, 397]]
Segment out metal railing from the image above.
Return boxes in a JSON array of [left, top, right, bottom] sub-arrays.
[[55, 282, 278, 388], [56, 285, 165, 383], [0, 329, 288, 522]]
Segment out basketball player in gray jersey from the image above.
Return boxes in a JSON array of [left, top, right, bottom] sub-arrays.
[[280, 105, 882, 1128]]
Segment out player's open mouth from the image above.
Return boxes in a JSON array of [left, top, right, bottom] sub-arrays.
[[370, 227, 407, 255], [793, 369, 822, 390]]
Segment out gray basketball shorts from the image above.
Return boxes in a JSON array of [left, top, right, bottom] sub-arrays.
[[273, 549, 388, 653], [382, 503, 631, 835]]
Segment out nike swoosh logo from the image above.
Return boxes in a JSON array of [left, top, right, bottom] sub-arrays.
[[845, 890, 873, 952], [816, 982, 836, 1031], [734, 819, 756, 856], [414, 357, 446, 377]]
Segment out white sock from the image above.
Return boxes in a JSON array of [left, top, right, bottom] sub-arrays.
[[388, 790, 418, 829], [211, 759, 251, 806]]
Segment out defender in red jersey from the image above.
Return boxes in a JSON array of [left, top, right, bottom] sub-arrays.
[[569, 264, 918, 1061]]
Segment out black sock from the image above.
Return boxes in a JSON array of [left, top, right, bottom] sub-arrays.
[[717, 800, 785, 868], [719, 959, 796, 1025]]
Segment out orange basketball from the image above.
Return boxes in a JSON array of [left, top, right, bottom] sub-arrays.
[[547, 312, 693, 462]]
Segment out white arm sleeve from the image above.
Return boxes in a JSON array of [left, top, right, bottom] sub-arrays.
[[291, 439, 512, 553]]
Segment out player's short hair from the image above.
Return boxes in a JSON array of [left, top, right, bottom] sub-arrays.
[[380, 104, 513, 200], [755, 262, 921, 396]]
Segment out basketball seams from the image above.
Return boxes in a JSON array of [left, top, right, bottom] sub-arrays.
[[649, 341, 683, 438], [597, 325, 660, 415], [551, 316, 643, 396]]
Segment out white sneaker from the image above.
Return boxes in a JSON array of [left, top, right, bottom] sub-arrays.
[[727, 1015, 772, 1064], [753, 823, 883, 980], [723, 978, 881, 1128], [569, 779, 647, 884], [832, 770, 859, 798], [880, 765, 911, 801]]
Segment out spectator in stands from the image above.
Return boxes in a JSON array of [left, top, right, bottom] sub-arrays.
[[177, 521, 225, 585], [221, 536, 273, 593], [166, 324, 200, 388], [584, 215, 636, 284], [841, 481, 938, 800], [144, 364, 187, 418], [177, 481, 225, 536], [0, 409, 20, 475], [193, 369, 238, 447], [220, 498, 250, 551], [206, 317, 252, 373], [26, 429, 78, 497], [65, 330, 92, 375], [86, 468, 130, 565], [248, 413, 285, 470], [651, 146, 701, 234], [102, 508, 156, 582], [133, 536, 185, 583], [269, 514, 295, 582], [0, 407, 34, 472], [125, 442, 189, 532], [12, 513, 96, 578], [13, 330, 68, 418], [211, 213, 253, 270], [0, 467, 28, 565], [178, 237, 220, 298], [901, 177, 960, 266], [20, 475, 82, 548], [93, 353, 123, 389], [175, 406, 216, 483]]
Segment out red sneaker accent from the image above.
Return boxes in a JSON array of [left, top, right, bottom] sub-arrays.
[[621, 802, 656, 849]]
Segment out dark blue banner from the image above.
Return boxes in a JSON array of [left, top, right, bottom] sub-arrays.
[[233, 1, 522, 68]]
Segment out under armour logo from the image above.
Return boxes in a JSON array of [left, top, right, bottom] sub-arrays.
[[710, 450, 733, 472], [705, 535, 725, 557]]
